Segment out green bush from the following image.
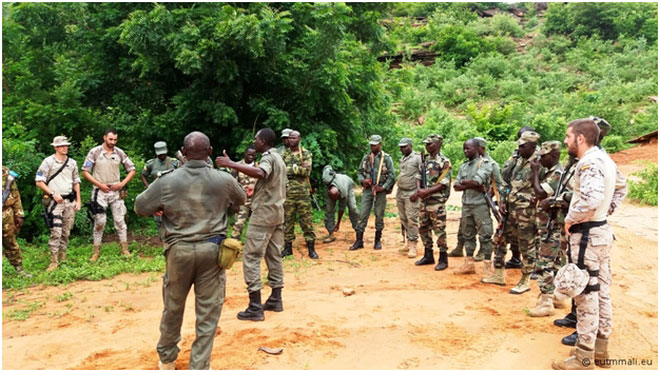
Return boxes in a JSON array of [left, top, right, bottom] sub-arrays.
[[491, 13, 524, 37], [431, 25, 491, 68], [600, 135, 631, 154], [627, 163, 658, 206]]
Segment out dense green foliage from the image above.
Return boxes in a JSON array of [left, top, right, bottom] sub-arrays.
[[3, 2, 658, 252], [627, 163, 658, 206]]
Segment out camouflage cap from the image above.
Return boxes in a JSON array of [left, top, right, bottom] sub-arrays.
[[281, 128, 292, 138], [369, 134, 382, 145], [154, 141, 168, 155], [589, 116, 611, 137], [473, 136, 487, 148], [398, 137, 413, 147], [51, 136, 71, 147], [422, 134, 443, 144], [553, 263, 589, 300], [517, 131, 540, 145], [537, 140, 562, 155]]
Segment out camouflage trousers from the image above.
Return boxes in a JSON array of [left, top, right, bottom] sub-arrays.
[[231, 204, 252, 239], [396, 188, 420, 241], [92, 189, 128, 245], [535, 211, 566, 294], [324, 190, 359, 234], [284, 194, 316, 243], [158, 240, 226, 369], [419, 202, 448, 252], [243, 224, 284, 293], [460, 203, 493, 258], [570, 224, 613, 349], [357, 190, 387, 232], [2, 209, 22, 267], [47, 199, 76, 256], [494, 206, 536, 273]]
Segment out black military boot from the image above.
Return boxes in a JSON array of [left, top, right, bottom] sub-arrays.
[[237, 291, 265, 321], [373, 229, 383, 250], [349, 232, 364, 251], [504, 255, 522, 269], [415, 247, 435, 266], [434, 251, 448, 271], [306, 240, 319, 259], [281, 242, 293, 258], [263, 287, 283, 312], [554, 301, 577, 328], [562, 331, 578, 346]]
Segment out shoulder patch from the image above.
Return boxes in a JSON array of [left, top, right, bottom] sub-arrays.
[[84, 160, 93, 168], [580, 164, 591, 172]]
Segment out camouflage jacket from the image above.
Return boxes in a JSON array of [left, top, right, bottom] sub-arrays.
[[536, 162, 562, 225], [235, 159, 259, 204], [2, 166, 24, 219], [416, 152, 452, 204], [281, 147, 312, 195], [507, 155, 537, 209], [357, 151, 395, 192]]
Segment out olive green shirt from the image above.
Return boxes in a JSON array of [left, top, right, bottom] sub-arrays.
[[398, 152, 421, 191], [455, 156, 493, 205], [134, 160, 246, 248], [250, 150, 287, 227]]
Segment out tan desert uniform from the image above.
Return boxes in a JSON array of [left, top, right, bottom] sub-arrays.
[[135, 159, 246, 370], [243, 150, 287, 293], [231, 159, 259, 239], [35, 155, 80, 257], [564, 146, 626, 351], [82, 145, 135, 245]]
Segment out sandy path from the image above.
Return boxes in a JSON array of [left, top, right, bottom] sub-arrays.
[[3, 149, 657, 370]]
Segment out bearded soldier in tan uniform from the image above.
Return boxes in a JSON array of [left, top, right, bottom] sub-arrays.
[[82, 128, 136, 261], [35, 136, 82, 271], [552, 119, 626, 370]]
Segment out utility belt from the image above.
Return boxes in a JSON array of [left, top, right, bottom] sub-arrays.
[[41, 191, 77, 229], [568, 220, 607, 295]]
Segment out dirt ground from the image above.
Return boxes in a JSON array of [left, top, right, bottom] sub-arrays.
[[3, 144, 658, 370]]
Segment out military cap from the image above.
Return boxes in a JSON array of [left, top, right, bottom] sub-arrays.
[[553, 263, 589, 300], [281, 128, 292, 138], [154, 141, 168, 155], [537, 140, 562, 155], [589, 116, 611, 137], [473, 136, 487, 148], [369, 134, 382, 145], [398, 138, 413, 147], [422, 134, 443, 144], [51, 136, 71, 147], [517, 131, 540, 145]]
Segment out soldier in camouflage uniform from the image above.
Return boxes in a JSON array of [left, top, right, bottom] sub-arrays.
[[82, 128, 136, 261], [135, 131, 246, 370], [141, 141, 180, 188], [349, 135, 395, 251], [35, 136, 82, 271], [230, 146, 259, 239], [552, 119, 626, 370], [396, 138, 422, 258], [2, 166, 31, 277], [320, 165, 359, 243], [413, 134, 452, 270], [483, 131, 540, 294], [452, 139, 495, 277], [528, 141, 564, 317], [272, 128, 291, 154], [280, 130, 318, 259]]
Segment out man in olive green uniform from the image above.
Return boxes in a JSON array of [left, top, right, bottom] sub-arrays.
[[349, 135, 395, 251], [141, 141, 180, 188], [216, 128, 287, 322], [396, 138, 422, 258], [528, 141, 564, 317], [280, 130, 318, 259], [230, 146, 259, 239], [483, 131, 540, 294], [320, 165, 359, 244], [413, 134, 452, 270], [135, 131, 246, 370], [82, 128, 136, 261], [449, 136, 502, 260], [452, 139, 495, 277], [2, 166, 31, 277], [35, 136, 82, 271]]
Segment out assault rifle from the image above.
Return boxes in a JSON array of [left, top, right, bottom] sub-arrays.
[[420, 149, 427, 208], [543, 156, 577, 241], [484, 190, 502, 224], [2, 170, 18, 207]]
